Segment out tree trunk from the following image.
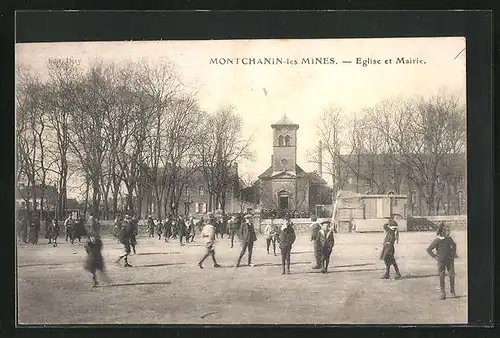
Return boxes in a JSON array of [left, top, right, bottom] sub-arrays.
[[92, 180, 101, 218], [112, 189, 119, 219], [83, 179, 90, 217], [156, 197, 163, 220]]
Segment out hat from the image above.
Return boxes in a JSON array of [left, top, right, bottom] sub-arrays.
[[311, 216, 318, 222], [244, 214, 252, 219], [388, 219, 398, 230], [320, 220, 331, 225]]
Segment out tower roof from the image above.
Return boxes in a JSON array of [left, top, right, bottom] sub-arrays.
[[271, 114, 299, 129]]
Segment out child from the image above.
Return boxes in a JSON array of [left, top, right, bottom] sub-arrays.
[[156, 219, 164, 241], [116, 215, 133, 267], [279, 218, 296, 275], [51, 219, 60, 247], [379, 217, 402, 280], [318, 221, 335, 273], [264, 218, 279, 256], [84, 230, 110, 288], [427, 223, 458, 299]]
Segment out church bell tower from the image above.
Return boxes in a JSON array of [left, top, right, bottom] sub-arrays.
[[271, 114, 299, 175]]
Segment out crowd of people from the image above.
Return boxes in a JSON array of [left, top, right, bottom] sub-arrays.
[[17, 210, 460, 299], [260, 209, 312, 220]]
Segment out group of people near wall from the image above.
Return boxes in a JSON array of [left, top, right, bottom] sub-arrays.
[[17, 208, 460, 300]]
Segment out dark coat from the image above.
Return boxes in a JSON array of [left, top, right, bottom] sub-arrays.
[[318, 229, 335, 253], [120, 220, 134, 244], [239, 221, 257, 243], [279, 225, 296, 250], [84, 237, 105, 272], [380, 224, 398, 260], [177, 219, 186, 236]]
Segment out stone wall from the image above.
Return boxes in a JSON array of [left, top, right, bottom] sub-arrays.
[[407, 215, 467, 232]]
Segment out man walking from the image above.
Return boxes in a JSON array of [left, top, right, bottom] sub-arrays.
[[198, 213, 221, 269], [236, 214, 257, 267]]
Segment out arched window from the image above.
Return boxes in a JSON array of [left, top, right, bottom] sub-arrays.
[[285, 135, 291, 146], [198, 186, 204, 195], [278, 135, 285, 146], [387, 191, 395, 195]]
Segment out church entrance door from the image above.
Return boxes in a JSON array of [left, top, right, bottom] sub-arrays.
[[279, 196, 289, 210]]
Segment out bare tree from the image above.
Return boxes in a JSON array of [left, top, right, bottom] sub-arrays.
[[66, 61, 113, 217], [367, 94, 466, 215], [199, 106, 253, 214]]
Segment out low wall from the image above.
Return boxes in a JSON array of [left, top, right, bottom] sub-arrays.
[[407, 215, 467, 232], [259, 218, 330, 233], [354, 219, 408, 232]]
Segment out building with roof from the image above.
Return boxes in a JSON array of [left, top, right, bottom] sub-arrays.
[[256, 115, 332, 214]]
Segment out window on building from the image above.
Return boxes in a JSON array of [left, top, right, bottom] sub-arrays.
[[198, 186, 204, 195], [195, 203, 200, 214], [348, 177, 353, 184], [278, 135, 284, 146], [201, 203, 207, 213], [285, 135, 291, 146], [185, 186, 190, 196]]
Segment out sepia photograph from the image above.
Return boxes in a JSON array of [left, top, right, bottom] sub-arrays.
[[15, 37, 467, 325]]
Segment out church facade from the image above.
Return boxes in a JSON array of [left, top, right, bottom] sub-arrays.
[[257, 115, 331, 214]]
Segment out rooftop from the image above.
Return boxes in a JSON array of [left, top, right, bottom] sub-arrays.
[[271, 114, 299, 128]]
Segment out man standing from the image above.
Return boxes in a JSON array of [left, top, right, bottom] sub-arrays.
[[177, 216, 187, 246], [318, 221, 335, 273], [64, 214, 75, 243], [236, 214, 257, 267], [228, 215, 239, 248], [379, 216, 402, 280], [279, 217, 296, 275], [147, 216, 155, 238], [310, 215, 322, 269], [198, 213, 221, 269], [187, 216, 196, 243]]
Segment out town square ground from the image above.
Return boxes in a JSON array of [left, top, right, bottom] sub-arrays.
[[17, 230, 467, 325]]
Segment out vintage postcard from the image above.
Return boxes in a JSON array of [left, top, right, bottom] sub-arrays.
[[15, 37, 467, 325]]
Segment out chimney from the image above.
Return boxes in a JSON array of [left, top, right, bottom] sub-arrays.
[[318, 141, 323, 177]]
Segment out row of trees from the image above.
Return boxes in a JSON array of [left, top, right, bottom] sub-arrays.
[[16, 58, 253, 221], [310, 93, 466, 216]]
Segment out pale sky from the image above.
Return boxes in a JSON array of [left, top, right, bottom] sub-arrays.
[[16, 37, 466, 194]]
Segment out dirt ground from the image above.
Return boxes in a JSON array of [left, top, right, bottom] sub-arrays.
[[16, 230, 467, 325]]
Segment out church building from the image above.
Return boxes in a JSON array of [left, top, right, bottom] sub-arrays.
[[257, 115, 331, 214]]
